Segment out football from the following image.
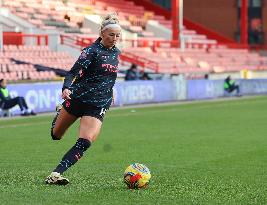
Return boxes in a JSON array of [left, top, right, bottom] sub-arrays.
[[123, 163, 151, 189]]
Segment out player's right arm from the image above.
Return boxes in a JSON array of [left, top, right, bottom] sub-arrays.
[[62, 49, 95, 100]]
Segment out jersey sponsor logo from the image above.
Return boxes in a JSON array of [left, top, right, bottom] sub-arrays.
[[102, 63, 118, 73]]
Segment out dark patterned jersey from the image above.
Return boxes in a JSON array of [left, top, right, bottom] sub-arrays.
[[62, 37, 120, 109]]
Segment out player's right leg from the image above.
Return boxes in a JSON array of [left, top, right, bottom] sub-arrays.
[[50, 106, 77, 140]]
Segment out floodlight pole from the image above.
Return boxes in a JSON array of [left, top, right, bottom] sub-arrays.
[[172, 0, 179, 42], [240, 0, 248, 45], [0, 24, 2, 52], [179, 0, 184, 51], [172, 0, 184, 50], [0, 0, 4, 51]]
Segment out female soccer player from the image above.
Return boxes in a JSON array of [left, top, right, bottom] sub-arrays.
[[45, 13, 121, 185]]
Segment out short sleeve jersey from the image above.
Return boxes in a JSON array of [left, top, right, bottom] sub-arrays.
[[63, 37, 120, 109]]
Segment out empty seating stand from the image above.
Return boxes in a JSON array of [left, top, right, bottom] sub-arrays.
[[122, 46, 267, 74], [3, 0, 267, 76], [0, 45, 76, 82], [3, 0, 223, 41]]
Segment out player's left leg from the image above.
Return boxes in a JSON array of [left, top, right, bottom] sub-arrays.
[[45, 172, 70, 185], [51, 106, 78, 140], [53, 116, 102, 172], [46, 103, 105, 185], [51, 104, 63, 132], [45, 107, 79, 185], [46, 116, 102, 185]]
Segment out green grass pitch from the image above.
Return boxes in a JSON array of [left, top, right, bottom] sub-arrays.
[[0, 96, 267, 204]]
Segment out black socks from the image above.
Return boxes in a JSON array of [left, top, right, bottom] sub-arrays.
[[54, 138, 91, 174]]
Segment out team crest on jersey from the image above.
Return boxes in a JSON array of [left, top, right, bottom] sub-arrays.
[[79, 51, 87, 59]]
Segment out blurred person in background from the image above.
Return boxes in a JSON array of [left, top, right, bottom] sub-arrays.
[[0, 79, 36, 116], [125, 63, 139, 81], [139, 70, 152, 80], [224, 76, 241, 96], [45, 13, 121, 185]]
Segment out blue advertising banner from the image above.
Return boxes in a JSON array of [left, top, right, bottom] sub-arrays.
[[240, 79, 267, 94], [187, 80, 215, 100], [113, 80, 178, 106], [187, 79, 267, 100], [5, 79, 179, 114], [4, 79, 267, 115], [7, 82, 62, 114]]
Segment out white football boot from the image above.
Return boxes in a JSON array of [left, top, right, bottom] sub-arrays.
[[45, 172, 69, 185]]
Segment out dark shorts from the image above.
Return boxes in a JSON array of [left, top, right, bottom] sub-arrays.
[[62, 98, 108, 122]]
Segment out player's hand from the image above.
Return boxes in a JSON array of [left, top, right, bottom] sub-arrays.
[[62, 89, 72, 100]]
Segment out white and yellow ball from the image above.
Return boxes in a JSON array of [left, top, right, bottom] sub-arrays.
[[124, 163, 151, 189]]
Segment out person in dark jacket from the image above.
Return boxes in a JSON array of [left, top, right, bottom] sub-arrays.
[[140, 70, 151, 80], [125, 64, 139, 81], [0, 79, 36, 116], [45, 13, 121, 185]]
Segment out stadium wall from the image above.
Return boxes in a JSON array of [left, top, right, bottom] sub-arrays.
[[3, 79, 267, 115], [183, 0, 237, 40], [187, 79, 267, 100]]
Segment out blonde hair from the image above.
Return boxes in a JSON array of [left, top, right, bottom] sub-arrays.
[[100, 13, 120, 31]]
